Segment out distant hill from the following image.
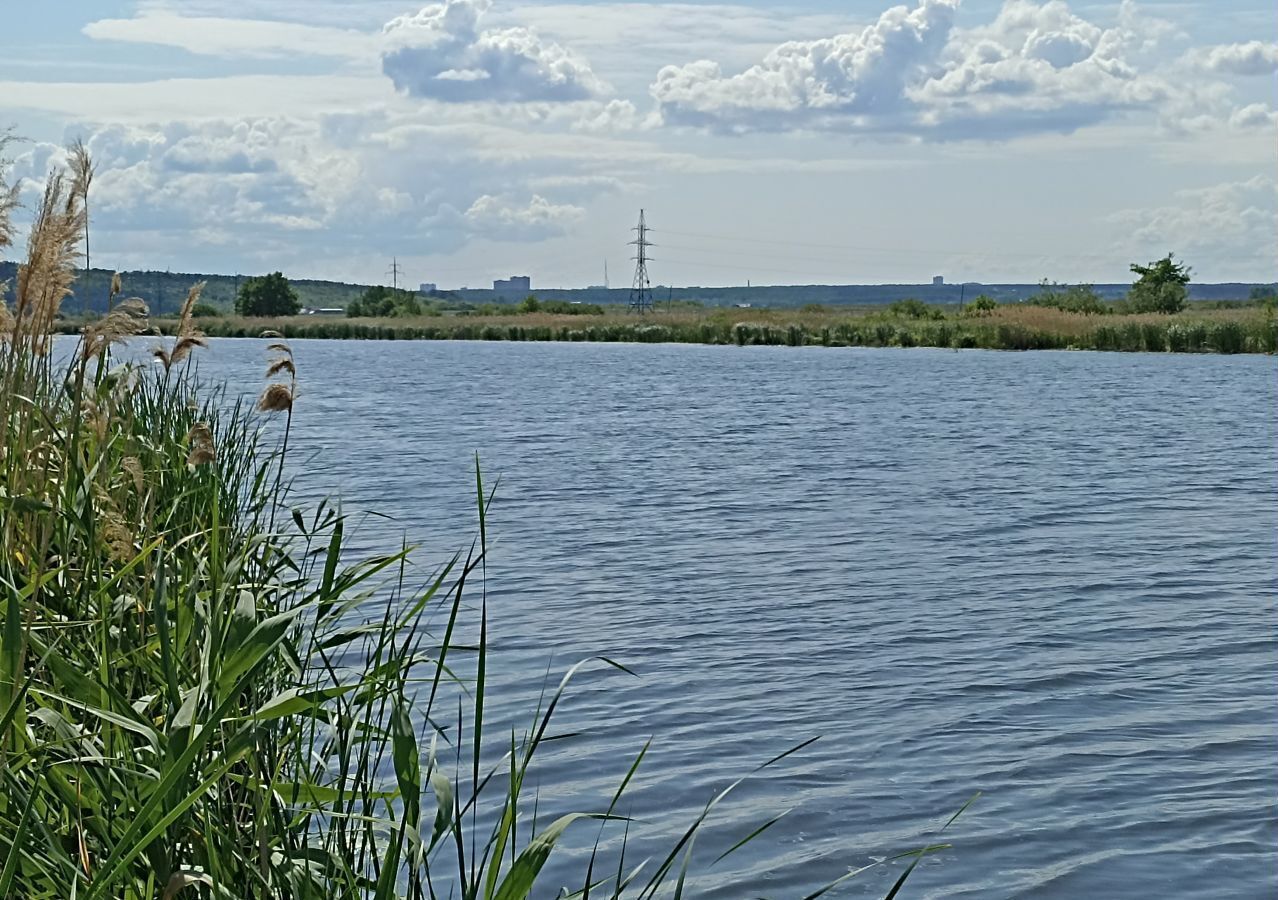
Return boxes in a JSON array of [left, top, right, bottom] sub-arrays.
[[0, 262, 1267, 314], [0, 264, 368, 316]]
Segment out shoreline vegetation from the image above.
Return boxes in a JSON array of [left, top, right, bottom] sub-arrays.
[[74, 302, 1278, 355], [3, 143, 976, 895]]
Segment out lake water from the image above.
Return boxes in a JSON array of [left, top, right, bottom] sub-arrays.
[[194, 338, 1276, 898]]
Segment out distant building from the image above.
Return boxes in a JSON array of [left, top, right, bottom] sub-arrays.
[[493, 275, 531, 295], [301, 307, 344, 316], [419, 282, 437, 293], [932, 275, 945, 286]]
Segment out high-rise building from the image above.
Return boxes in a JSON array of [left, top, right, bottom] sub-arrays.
[[493, 275, 531, 295], [932, 275, 945, 286], [419, 282, 437, 293]]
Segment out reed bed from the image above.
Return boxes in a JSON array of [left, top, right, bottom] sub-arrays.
[[2, 144, 973, 897], [110, 304, 1277, 354]]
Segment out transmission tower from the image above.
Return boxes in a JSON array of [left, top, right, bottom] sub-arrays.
[[387, 257, 403, 291], [628, 209, 655, 314]]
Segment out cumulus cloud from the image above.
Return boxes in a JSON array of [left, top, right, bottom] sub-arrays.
[[652, 0, 957, 133], [649, 0, 1183, 138], [1187, 41, 1278, 76], [462, 193, 584, 240], [1229, 103, 1278, 131], [381, 0, 604, 103], [6, 114, 600, 273], [1109, 176, 1278, 276]]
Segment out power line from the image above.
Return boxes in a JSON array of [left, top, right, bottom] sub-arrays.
[[386, 257, 403, 291]]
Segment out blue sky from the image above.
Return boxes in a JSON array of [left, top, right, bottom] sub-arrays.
[[2, 0, 1274, 287]]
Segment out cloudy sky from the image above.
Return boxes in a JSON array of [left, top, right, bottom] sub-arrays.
[[2, 0, 1275, 287]]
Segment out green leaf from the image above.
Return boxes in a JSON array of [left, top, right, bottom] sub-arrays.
[[493, 814, 613, 900], [391, 696, 421, 831]]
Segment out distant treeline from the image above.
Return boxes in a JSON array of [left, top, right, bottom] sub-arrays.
[[1, 261, 1271, 315]]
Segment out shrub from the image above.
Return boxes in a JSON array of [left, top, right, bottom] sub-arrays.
[[963, 295, 999, 316], [1028, 281, 1108, 315], [347, 285, 422, 317], [888, 298, 945, 320]]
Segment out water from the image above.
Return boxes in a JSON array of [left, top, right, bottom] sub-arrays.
[[197, 339, 1276, 898]]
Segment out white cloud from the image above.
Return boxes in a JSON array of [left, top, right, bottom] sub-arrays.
[[5, 112, 607, 273], [462, 192, 584, 239], [649, 0, 1188, 139], [651, 0, 958, 133], [573, 99, 648, 133], [83, 12, 377, 59], [1229, 103, 1278, 131], [381, 0, 604, 102], [1187, 41, 1278, 76], [1110, 176, 1278, 277]]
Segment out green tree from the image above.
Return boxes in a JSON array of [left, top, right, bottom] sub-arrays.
[[235, 272, 300, 317], [1129, 253, 1191, 314]]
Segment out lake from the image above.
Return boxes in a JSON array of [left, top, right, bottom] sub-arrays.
[[194, 338, 1276, 898]]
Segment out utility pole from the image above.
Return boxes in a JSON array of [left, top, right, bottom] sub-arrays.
[[387, 257, 403, 291], [628, 209, 654, 315]]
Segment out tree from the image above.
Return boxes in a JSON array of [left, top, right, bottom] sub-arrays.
[[1129, 253, 1190, 314], [235, 272, 300, 317]]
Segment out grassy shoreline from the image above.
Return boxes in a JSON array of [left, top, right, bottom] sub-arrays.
[[3, 140, 972, 898], [74, 304, 1277, 354]]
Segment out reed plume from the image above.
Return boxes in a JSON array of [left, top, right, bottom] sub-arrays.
[[0, 130, 18, 257], [185, 421, 216, 467], [68, 138, 95, 315], [258, 341, 296, 414], [82, 297, 149, 360], [14, 168, 87, 355], [154, 281, 208, 371]]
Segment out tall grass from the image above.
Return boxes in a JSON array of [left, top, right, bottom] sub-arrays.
[[114, 305, 1278, 354], [1, 146, 973, 897]]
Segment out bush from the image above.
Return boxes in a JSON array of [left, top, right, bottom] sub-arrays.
[[1028, 281, 1108, 315], [190, 301, 223, 318], [963, 295, 999, 316], [888, 298, 945, 320], [347, 285, 422, 317]]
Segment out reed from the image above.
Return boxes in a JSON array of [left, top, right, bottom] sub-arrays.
[[105, 303, 1277, 354], [2, 144, 971, 898]]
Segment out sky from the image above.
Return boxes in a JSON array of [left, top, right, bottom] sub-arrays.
[[1, 0, 1275, 288]]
